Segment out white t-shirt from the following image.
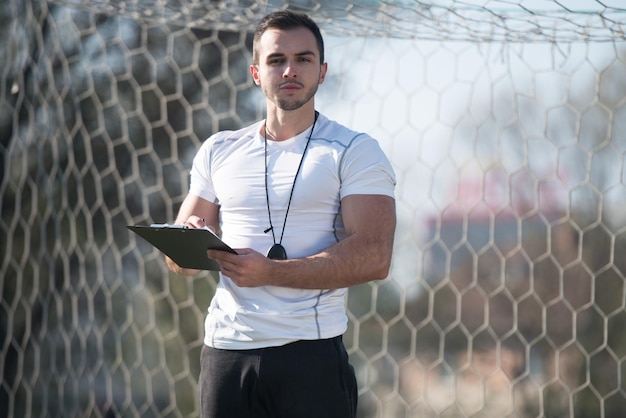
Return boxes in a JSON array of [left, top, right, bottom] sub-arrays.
[[189, 113, 396, 349]]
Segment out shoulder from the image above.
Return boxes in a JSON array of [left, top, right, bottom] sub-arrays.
[[314, 114, 360, 143], [192, 122, 262, 169], [313, 114, 389, 165], [203, 122, 261, 148], [314, 113, 380, 150]]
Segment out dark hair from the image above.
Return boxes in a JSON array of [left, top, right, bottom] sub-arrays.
[[253, 10, 325, 65]]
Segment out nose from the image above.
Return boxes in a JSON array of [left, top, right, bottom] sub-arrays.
[[282, 60, 297, 78]]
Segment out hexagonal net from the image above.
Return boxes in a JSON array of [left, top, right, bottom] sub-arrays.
[[2, 1, 626, 417]]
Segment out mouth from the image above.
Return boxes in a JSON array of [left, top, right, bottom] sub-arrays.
[[279, 81, 303, 91]]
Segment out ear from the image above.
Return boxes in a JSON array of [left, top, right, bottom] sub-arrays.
[[318, 62, 328, 85], [250, 64, 261, 86]]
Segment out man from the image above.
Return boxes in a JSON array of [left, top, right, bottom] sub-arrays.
[[166, 10, 396, 418]]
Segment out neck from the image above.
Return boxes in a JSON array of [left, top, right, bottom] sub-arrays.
[[264, 106, 317, 141]]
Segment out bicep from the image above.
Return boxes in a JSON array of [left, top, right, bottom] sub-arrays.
[[341, 194, 396, 242], [339, 194, 396, 279]]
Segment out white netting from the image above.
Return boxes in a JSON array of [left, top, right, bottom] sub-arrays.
[[2, 0, 626, 417], [49, 0, 626, 42]]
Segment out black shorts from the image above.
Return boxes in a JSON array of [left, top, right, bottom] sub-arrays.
[[199, 336, 357, 418]]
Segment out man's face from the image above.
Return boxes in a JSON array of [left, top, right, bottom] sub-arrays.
[[251, 27, 327, 111]]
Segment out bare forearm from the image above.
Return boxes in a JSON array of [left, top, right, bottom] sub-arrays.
[[268, 233, 393, 289], [207, 195, 396, 289]]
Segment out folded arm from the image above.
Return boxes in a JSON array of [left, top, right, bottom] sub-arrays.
[[208, 194, 396, 289]]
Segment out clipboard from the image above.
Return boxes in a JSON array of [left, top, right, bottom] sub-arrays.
[[127, 224, 236, 271]]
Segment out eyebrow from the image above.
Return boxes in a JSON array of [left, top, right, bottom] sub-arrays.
[[265, 50, 317, 60]]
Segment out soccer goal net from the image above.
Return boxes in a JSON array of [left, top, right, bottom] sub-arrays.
[[2, 1, 626, 417]]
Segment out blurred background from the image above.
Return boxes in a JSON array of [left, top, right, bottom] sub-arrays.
[[2, 0, 626, 417]]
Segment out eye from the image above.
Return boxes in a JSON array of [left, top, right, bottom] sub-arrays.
[[268, 57, 285, 65]]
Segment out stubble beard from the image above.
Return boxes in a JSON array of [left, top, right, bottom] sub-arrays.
[[273, 83, 319, 111]]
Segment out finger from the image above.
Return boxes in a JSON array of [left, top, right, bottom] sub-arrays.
[[185, 216, 205, 228], [207, 249, 230, 262]]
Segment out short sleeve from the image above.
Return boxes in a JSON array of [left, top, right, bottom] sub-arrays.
[[189, 138, 219, 205], [339, 135, 396, 200]]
